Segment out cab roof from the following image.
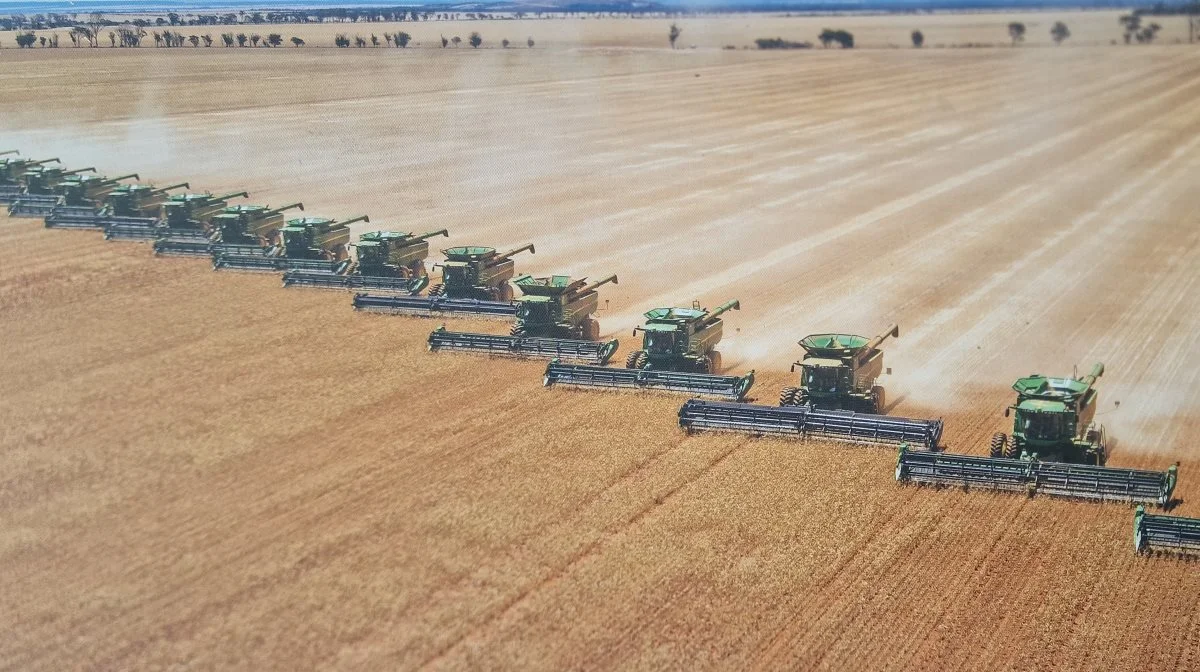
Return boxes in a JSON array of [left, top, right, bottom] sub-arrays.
[[644, 307, 705, 322]]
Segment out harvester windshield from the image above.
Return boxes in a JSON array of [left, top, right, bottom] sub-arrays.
[[1017, 406, 1069, 442], [515, 298, 552, 322], [644, 329, 679, 355], [802, 365, 846, 393]]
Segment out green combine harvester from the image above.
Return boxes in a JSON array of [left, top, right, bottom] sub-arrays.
[[543, 299, 755, 400], [427, 274, 620, 364], [6, 165, 97, 216], [779, 324, 898, 412], [1134, 506, 1199, 556], [212, 215, 367, 272], [156, 202, 304, 257], [282, 229, 449, 293], [353, 243, 535, 319], [0, 153, 60, 204], [896, 362, 1180, 506], [110, 190, 248, 242], [11, 170, 138, 218], [44, 181, 189, 231]]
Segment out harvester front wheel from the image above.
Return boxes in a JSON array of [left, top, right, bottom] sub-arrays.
[[990, 433, 1006, 458], [409, 261, 426, 278], [429, 283, 445, 297], [1003, 435, 1020, 459], [625, 350, 647, 370], [708, 350, 723, 374], [510, 323, 525, 337], [871, 386, 885, 414], [779, 387, 801, 407], [583, 318, 600, 341]]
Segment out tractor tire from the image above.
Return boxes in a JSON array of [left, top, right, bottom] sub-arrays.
[[510, 323, 525, 337], [870, 386, 885, 414], [708, 350, 723, 374], [779, 387, 800, 407], [990, 433, 1007, 458], [625, 350, 647, 370], [583, 318, 600, 342], [499, 282, 514, 302], [1004, 435, 1020, 459], [429, 283, 445, 297], [409, 261, 426, 278], [795, 390, 811, 407]]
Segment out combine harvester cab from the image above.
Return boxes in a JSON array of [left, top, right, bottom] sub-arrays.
[[426, 274, 621, 364], [894, 364, 1179, 506], [283, 228, 448, 292], [7, 166, 96, 217], [1134, 506, 1200, 556], [780, 324, 898, 412], [213, 215, 365, 272], [677, 399, 943, 449], [542, 299, 756, 400], [48, 182, 187, 231], [0, 154, 60, 204], [352, 243, 534, 318], [896, 447, 1177, 507]]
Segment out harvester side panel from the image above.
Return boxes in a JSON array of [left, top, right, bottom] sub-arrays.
[[543, 362, 753, 401], [352, 293, 517, 319], [1135, 509, 1200, 555], [678, 400, 941, 449], [478, 258, 517, 286], [427, 328, 619, 365], [689, 321, 723, 357], [389, 240, 430, 268]]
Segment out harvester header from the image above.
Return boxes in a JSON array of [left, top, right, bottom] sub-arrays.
[[1135, 506, 1200, 556]]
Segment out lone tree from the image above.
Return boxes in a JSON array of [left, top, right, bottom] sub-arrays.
[[236, 33, 247, 47], [440, 35, 449, 48], [469, 32, 482, 48], [16, 32, 37, 48], [668, 22, 682, 49], [395, 32, 411, 47], [1137, 23, 1162, 44], [1050, 21, 1070, 45], [291, 36, 305, 47], [1008, 22, 1026, 46], [188, 34, 200, 47], [222, 33, 234, 47], [1119, 13, 1141, 44], [502, 38, 510, 48], [452, 35, 462, 47], [354, 36, 367, 48], [250, 34, 261, 47], [371, 34, 379, 47], [202, 34, 213, 47], [911, 30, 924, 48], [818, 29, 854, 48], [267, 33, 282, 47], [528, 37, 535, 48], [86, 12, 105, 46]]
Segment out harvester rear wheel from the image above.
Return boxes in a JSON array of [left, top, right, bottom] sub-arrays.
[[779, 387, 800, 407], [871, 386, 885, 414], [625, 350, 647, 369], [708, 350, 723, 373], [583, 318, 600, 341], [429, 283, 445, 297], [409, 261, 426, 278], [510, 323, 525, 336], [990, 433, 1006, 458], [499, 282, 514, 302]]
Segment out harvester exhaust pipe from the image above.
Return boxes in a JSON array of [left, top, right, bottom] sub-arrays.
[[152, 182, 190, 194], [494, 243, 536, 263], [63, 167, 98, 176], [215, 191, 249, 201], [339, 215, 371, 226], [264, 202, 304, 216], [578, 274, 619, 295]]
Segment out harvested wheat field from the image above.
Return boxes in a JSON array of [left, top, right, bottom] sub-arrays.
[[2, 18, 1200, 670]]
